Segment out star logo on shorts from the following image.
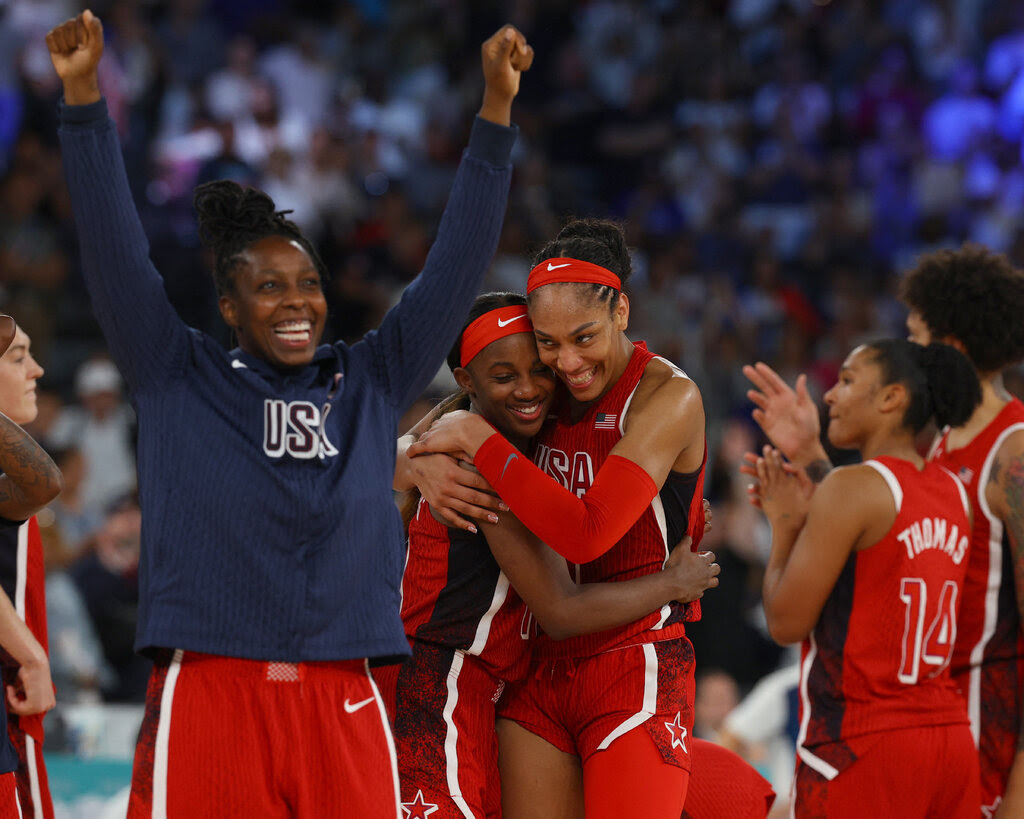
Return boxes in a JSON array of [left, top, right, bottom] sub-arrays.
[[402, 790, 439, 819], [664, 712, 689, 752], [981, 797, 1001, 819]]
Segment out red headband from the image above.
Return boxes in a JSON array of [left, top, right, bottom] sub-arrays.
[[459, 305, 533, 367], [526, 257, 622, 294]]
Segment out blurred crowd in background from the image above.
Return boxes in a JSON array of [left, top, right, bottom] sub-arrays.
[[3, 0, 1024, 800]]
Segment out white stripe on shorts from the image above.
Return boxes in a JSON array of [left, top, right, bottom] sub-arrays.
[[364, 659, 402, 819], [596, 643, 658, 750], [24, 736, 41, 819], [442, 650, 475, 818], [152, 649, 184, 818]]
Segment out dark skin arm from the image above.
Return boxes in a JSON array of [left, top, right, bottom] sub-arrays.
[[395, 399, 505, 532], [482, 511, 718, 641], [986, 430, 1024, 818]]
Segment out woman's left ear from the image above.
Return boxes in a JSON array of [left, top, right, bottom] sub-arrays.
[[614, 293, 630, 331], [878, 382, 907, 414], [453, 366, 475, 396]]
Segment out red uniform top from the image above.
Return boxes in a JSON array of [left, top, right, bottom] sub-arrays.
[[399, 497, 530, 680], [531, 342, 706, 660], [929, 398, 1024, 798], [0, 516, 48, 745], [798, 457, 971, 780]]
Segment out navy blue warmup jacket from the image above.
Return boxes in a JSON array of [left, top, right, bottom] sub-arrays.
[[58, 98, 515, 663]]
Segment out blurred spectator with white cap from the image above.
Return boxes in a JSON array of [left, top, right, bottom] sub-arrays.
[[48, 356, 136, 519]]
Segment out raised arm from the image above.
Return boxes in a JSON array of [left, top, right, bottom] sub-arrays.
[[743, 362, 832, 478], [364, 26, 532, 408], [408, 371, 705, 563], [482, 513, 718, 640], [985, 429, 1024, 817], [48, 11, 190, 390]]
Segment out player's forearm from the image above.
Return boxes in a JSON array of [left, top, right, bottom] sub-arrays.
[[62, 75, 100, 105], [539, 573, 676, 641], [791, 444, 832, 477], [761, 523, 804, 644], [394, 434, 418, 492], [0, 589, 47, 671]]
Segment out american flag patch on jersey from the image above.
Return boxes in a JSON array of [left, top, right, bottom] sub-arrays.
[[958, 466, 975, 485], [594, 413, 617, 429]]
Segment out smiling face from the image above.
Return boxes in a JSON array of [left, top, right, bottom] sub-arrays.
[[457, 333, 556, 449], [218, 235, 328, 369], [527, 283, 629, 404], [0, 327, 44, 425], [823, 345, 886, 450]]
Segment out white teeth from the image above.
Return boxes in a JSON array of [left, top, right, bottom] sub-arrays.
[[567, 368, 595, 385], [513, 404, 540, 416], [274, 320, 312, 343]]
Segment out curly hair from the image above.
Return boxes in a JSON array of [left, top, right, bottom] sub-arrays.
[[898, 244, 1024, 373], [529, 218, 632, 313], [193, 180, 327, 296]]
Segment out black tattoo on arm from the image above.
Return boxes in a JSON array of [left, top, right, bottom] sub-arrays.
[[0, 414, 62, 517], [992, 451, 1024, 751], [805, 459, 833, 484]]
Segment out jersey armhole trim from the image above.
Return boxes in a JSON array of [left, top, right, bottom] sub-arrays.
[[863, 459, 903, 512]]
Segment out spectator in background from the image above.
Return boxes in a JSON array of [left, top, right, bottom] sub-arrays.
[[693, 668, 741, 742], [48, 357, 136, 519], [718, 660, 800, 819], [41, 446, 103, 566], [68, 493, 147, 703]]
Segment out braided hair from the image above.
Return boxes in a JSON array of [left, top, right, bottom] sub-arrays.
[[193, 180, 327, 296], [529, 218, 632, 313]]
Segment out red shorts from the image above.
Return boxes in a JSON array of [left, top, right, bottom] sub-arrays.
[[794, 723, 979, 818], [499, 638, 695, 769], [376, 643, 506, 818], [127, 650, 400, 818], [7, 714, 51, 819], [0, 772, 19, 819], [682, 738, 775, 819]]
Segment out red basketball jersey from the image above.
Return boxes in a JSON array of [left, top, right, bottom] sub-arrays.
[[531, 342, 707, 659], [0, 517, 48, 746], [798, 457, 971, 780], [929, 398, 1024, 801], [399, 498, 530, 680]]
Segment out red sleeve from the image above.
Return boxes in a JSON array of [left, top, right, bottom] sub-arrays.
[[474, 432, 657, 563]]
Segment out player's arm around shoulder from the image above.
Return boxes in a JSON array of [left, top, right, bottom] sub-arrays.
[[614, 360, 706, 487], [985, 427, 1024, 562], [764, 464, 894, 644]]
